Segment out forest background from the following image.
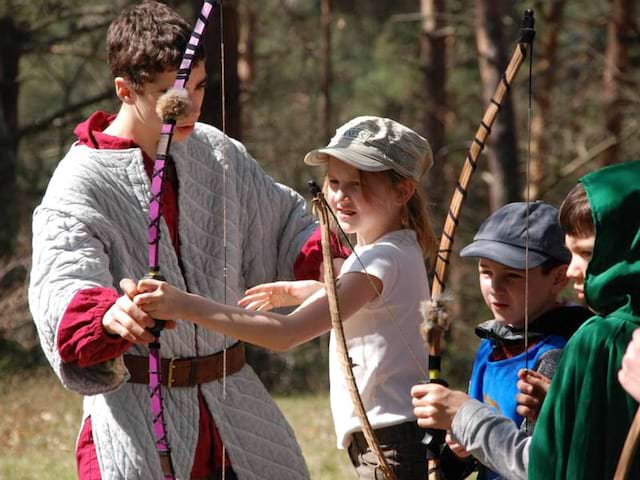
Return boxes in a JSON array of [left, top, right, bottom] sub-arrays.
[[0, 0, 638, 473]]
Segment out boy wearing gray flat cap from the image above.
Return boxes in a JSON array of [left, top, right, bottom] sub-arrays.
[[412, 201, 591, 480]]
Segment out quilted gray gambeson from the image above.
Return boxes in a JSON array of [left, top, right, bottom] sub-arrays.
[[29, 123, 315, 479]]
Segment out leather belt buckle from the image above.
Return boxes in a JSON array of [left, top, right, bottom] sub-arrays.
[[166, 357, 177, 388]]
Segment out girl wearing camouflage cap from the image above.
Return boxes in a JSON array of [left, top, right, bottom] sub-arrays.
[[133, 116, 437, 479]]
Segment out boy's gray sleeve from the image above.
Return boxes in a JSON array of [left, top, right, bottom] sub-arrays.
[[451, 399, 530, 480], [230, 139, 317, 286], [28, 206, 129, 395]]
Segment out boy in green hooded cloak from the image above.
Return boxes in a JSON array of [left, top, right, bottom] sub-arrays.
[[528, 160, 640, 479]]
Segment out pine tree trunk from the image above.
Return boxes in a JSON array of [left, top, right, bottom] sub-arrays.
[[320, 0, 333, 142], [196, 0, 242, 140], [601, 0, 634, 166], [420, 0, 448, 227], [529, 0, 566, 199], [474, 0, 521, 209], [238, 2, 256, 134], [0, 17, 21, 258]]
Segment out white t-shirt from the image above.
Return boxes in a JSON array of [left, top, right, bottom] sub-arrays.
[[329, 229, 430, 448]]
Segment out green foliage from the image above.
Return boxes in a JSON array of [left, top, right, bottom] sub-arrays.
[[340, 15, 423, 120]]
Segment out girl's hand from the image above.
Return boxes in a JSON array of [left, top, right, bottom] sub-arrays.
[[515, 369, 551, 422], [446, 431, 471, 459], [134, 278, 189, 320], [238, 280, 323, 311]]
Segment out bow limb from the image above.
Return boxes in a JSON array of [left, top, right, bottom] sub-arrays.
[[422, 9, 535, 480], [146, 2, 218, 478], [311, 188, 397, 480], [425, 7, 535, 381], [614, 408, 640, 479]]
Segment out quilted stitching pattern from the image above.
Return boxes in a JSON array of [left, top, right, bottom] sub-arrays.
[[29, 124, 315, 479]]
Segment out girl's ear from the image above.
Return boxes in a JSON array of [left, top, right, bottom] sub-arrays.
[[394, 178, 417, 205]]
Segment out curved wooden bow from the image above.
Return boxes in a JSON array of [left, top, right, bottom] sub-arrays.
[[310, 182, 397, 480], [421, 9, 535, 479], [614, 405, 640, 478]]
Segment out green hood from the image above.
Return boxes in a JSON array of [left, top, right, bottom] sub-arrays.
[[581, 160, 640, 316]]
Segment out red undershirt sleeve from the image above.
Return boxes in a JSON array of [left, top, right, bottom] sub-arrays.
[[293, 226, 351, 280], [57, 287, 131, 368]]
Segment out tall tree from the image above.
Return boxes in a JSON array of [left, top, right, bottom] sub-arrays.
[[197, 0, 242, 139], [419, 0, 448, 222], [0, 16, 23, 258], [529, 0, 566, 200], [320, 0, 333, 142], [238, 1, 256, 133], [601, 0, 635, 166], [474, 0, 521, 209]]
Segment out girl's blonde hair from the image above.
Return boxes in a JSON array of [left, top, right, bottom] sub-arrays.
[[322, 169, 437, 263], [387, 171, 437, 263]]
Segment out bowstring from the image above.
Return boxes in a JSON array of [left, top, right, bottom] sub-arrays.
[[320, 195, 430, 380], [219, 1, 228, 478], [524, 29, 534, 372], [523, 21, 534, 435]]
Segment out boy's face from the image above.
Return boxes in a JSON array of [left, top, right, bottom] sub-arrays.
[[564, 234, 595, 301], [133, 62, 207, 144], [478, 258, 568, 327]]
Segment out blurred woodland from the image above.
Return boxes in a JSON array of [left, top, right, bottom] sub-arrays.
[[0, 0, 638, 390]]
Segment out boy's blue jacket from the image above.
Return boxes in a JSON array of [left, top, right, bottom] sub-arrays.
[[467, 305, 590, 480], [469, 331, 565, 426]]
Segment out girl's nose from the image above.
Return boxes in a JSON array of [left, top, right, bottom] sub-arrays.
[[334, 188, 349, 201]]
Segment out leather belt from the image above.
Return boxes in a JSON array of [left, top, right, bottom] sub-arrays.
[[124, 342, 245, 388]]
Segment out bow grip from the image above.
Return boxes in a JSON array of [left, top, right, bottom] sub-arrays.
[[421, 377, 450, 459], [144, 271, 167, 336]]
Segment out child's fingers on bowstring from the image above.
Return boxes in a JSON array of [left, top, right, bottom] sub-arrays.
[[517, 368, 547, 393], [517, 377, 534, 395], [515, 400, 537, 419]]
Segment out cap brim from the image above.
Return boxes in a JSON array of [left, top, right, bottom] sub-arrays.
[[304, 146, 392, 173], [460, 240, 550, 269]]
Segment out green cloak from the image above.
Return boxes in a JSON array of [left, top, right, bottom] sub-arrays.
[[529, 160, 640, 479]]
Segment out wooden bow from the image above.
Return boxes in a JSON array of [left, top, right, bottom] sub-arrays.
[[311, 182, 397, 480], [613, 405, 640, 478], [421, 9, 535, 479]]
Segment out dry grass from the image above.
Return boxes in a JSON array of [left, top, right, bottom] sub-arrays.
[[0, 369, 353, 480], [0, 370, 80, 480], [276, 395, 354, 479]]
